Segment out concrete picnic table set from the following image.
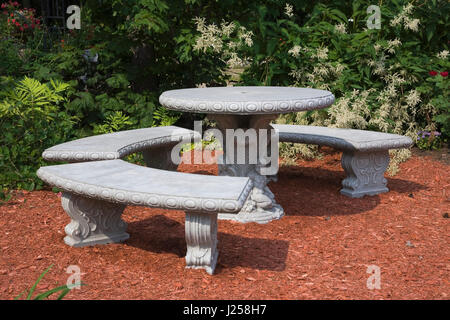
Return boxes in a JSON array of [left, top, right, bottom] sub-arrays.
[[37, 86, 412, 274]]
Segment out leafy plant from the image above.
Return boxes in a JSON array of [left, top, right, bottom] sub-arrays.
[[188, 0, 449, 173], [0, 77, 75, 191], [416, 130, 444, 150], [14, 264, 82, 300], [93, 111, 134, 135]]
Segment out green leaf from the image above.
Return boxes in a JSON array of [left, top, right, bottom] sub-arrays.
[[26, 264, 54, 300], [33, 285, 71, 300]]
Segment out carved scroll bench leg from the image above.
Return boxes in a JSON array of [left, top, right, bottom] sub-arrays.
[[340, 150, 390, 198], [61, 193, 129, 247], [185, 211, 218, 275]]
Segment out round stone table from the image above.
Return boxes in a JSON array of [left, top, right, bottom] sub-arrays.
[[159, 86, 335, 224]]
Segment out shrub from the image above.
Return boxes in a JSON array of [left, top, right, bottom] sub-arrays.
[[416, 131, 444, 150], [191, 0, 449, 173], [0, 77, 75, 191]]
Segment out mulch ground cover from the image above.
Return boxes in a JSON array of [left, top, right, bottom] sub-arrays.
[[0, 148, 448, 300]]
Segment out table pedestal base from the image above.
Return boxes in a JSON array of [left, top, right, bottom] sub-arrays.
[[208, 113, 284, 224], [217, 170, 284, 224], [218, 164, 284, 223]]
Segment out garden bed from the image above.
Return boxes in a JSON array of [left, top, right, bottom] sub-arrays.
[[0, 148, 448, 300]]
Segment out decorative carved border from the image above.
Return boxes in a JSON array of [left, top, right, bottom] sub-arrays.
[[42, 132, 197, 162], [159, 93, 335, 115], [274, 126, 413, 152], [37, 167, 253, 214]]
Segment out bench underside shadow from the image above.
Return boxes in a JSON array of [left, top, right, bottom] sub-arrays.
[[273, 124, 412, 198]]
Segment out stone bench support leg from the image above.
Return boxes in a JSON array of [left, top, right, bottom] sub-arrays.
[[185, 211, 218, 275], [142, 143, 179, 171], [340, 150, 390, 198], [61, 193, 129, 247]]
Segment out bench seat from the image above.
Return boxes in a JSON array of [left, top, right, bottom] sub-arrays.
[[37, 159, 253, 274], [42, 126, 198, 170], [272, 124, 413, 198]]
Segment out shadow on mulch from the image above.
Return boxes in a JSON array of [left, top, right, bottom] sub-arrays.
[[271, 165, 428, 217], [125, 214, 289, 273]]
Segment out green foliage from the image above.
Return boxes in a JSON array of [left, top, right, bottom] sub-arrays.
[[153, 107, 181, 127], [0, 39, 23, 75], [416, 131, 444, 150], [186, 0, 449, 172], [426, 74, 449, 137], [93, 111, 134, 135], [1, 0, 449, 190], [0, 77, 75, 191], [231, 0, 449, 141], [14, 264, 82, 300]]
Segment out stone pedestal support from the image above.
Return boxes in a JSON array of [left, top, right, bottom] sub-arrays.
[[61, 193, 129, 247], [340, 150, 390, 198], [207, 114, 283, 224], [185, 211, 218, 275]]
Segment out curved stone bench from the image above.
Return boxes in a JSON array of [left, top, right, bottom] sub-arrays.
[[37, 159, 253, 275], [272, 124, 413, 198], [42, 126, 199, 170]]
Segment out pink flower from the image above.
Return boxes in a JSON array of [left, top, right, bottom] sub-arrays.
[[1, 4, 5, 9], [429, 70, 438, 76], [440, 71, 448, 77]]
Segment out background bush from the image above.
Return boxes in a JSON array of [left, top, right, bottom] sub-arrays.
[[0, 0, 448, 192], [0, 77, 74, 192], [188, 0, 449, 173]]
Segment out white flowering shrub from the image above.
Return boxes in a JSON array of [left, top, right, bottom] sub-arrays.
[[192, 0, 449, 174]]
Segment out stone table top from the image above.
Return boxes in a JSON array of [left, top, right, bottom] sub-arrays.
[[159, 86, 335, 115]]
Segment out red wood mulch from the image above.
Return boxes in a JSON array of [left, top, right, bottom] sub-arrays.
[[0, 148, 449, 300]]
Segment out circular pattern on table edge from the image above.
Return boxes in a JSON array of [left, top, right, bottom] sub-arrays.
[[37, 170, 245, 213], [159, 94, 335, 114]]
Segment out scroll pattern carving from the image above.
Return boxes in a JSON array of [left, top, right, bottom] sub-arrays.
[[340, 151, 390, 198], [61, 193, 129, 247], [185, 212, 218, 275]]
